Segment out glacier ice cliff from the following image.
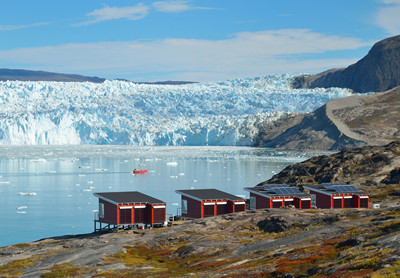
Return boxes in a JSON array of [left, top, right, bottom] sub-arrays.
[[0, 74, 353, 145]]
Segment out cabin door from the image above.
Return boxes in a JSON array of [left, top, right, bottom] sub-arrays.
[[119, 208, 132, 224], [134, 208, 145, 223]]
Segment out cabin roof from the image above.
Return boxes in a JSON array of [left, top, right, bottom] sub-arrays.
[[176, 189, 244, 202], [304, 184, 367, 196], [94, 191, 165, 205], [244, 185, 310, 198]]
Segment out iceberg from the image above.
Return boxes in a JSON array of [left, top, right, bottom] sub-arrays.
[[0, 73, 353, 145]]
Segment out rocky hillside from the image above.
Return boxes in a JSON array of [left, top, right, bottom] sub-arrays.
[[1, 143, 399, 277], [1, 207, 399, 277], [292, 35, 400, 93], [258, 86, 400, 150], [265, 141, 400, 203], [0, 68, 106, 83]]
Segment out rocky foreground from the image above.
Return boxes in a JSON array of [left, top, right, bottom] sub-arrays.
[[1, 142, 400, 277], [0, 207, 399, 277]]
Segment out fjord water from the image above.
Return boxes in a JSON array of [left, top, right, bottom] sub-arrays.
[[0, 145, 317, 247]]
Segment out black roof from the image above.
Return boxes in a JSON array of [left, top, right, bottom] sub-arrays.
[[94, 191, 165, 205], [245, 185, 310, 197], [304, 184, 365, 195], [176, 189, 244, 201]]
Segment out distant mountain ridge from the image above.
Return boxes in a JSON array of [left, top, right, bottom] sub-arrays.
[[292, 35, 400, 93], [0, 68, 106, 83]]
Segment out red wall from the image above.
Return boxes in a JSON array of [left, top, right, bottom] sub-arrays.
[[271, 198, 284, 208], [182, 196, 202, 218], [311, 190, 332, 209], [250, 193, 270, 209], [134, 207, 146, 223], [99, 200, 167, 225], [234, 203, 246, 212], [359, 197, 369, 208], [343, 197, 353, 208], [353, 195, 369, 208], [301, 200, 311, 209], [100, 199, 118, 224], [182, 196, 246, 218], [153, 208, 166, 223]]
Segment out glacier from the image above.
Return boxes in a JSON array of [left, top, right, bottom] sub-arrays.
[[0, 73, 353, 145]]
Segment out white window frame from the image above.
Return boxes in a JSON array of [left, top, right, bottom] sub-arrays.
[[99, 203, 104, 218], [250, 196, 256, 210], [182, 199, 188, 214]]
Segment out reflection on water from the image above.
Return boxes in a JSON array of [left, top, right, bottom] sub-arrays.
[[0, 145, 320, 247]]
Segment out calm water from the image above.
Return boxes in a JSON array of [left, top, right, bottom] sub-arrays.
[[0, 145, 317, 247]]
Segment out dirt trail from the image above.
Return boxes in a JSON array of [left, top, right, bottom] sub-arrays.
[[325, 94, 388, 146]]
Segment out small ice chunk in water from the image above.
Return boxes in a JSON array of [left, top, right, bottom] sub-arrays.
[[17, 192, 37, 196], [166, 162, 178, 166], [17, 206, 28, 210]]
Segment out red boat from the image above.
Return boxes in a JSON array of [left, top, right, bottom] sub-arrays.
[[133, 169, 148, 174]]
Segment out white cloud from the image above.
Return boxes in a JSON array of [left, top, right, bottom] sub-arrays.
[[0, 22, 48, 31], [376, 1, 400, 35], [379, 0, 400, 4], [152, 1, 210, 13], [0, 29, 369, 81], [75, 3, 149, 26], [74, 1, 211, 26]]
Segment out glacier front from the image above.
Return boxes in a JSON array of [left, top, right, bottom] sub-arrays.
[[0, 74, 353, 145]]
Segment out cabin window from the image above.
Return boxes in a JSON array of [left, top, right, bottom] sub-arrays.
[[182, 199, 188, 214], [99, 203, 104, 218], [311, 194, 316, 208], [250, 196, 256, 210]]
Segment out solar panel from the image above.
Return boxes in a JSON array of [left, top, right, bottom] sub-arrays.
[[268, 186, 301, 195], [330, 185, 359, 193], [263, 184, 289, 190], [286, 187, 301, 194], [322, 182, 345, 189], [347, 185, 359, 192], [270, 188, 283, 194]]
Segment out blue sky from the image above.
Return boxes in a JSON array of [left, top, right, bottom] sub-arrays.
[[0, 0, 399, 82]]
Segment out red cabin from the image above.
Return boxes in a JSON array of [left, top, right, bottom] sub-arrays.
[[303, 183, 369, 209], [93, 191, 166, 231], [245, 184, 312, 209], [175, 189, 246, 219]]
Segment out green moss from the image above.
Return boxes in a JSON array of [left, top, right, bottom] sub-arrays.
[[41, 262, 94, 278], [0, 256, 41, 277]]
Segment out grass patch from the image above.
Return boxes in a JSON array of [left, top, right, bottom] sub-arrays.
[[41, 262, 93, 278], [98, 243, 238, 277], [367, 220, 400, 240], [0, 256, 41, 277]]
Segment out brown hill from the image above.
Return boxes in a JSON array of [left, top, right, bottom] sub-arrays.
[[293, 35, 400, 93], [258, 86, 400, 151], [0, 68, 106, 83]]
